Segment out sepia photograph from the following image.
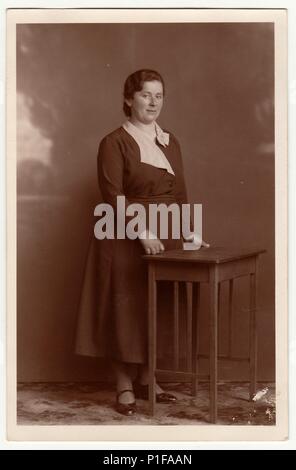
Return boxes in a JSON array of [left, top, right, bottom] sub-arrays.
[[6, 8, 288, 441]]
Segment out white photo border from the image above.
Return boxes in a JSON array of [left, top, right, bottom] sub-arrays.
[[6, 7, 288, 442]]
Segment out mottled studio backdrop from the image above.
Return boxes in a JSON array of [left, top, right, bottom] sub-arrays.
[[17, 23, 274, 382]]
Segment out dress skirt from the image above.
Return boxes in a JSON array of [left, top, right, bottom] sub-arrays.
[[74, 127, 188, 364]]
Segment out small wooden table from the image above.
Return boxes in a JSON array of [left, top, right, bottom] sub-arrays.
[[143, 247, 266, 423]]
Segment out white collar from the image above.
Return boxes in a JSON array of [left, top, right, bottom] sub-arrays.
[[154, 122, 170, 147], [124, 120, 170, 146], [122, 120, 174, 175]]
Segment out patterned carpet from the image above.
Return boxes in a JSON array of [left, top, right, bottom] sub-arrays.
[[17, 381, 275, 426]]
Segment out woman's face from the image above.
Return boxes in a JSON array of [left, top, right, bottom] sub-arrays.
[[126, 80, 164, 124]]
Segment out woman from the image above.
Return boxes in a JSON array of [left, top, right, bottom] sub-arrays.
[[75, 69, 208, 416]]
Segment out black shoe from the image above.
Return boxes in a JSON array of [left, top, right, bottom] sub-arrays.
[[115, 390, 136, 416], [134, 383, 177, 403]]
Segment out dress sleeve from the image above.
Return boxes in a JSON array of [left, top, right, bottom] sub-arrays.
[[170, 134, 195, 237], [171, 134, 189, 207], [97, 135, 126, 207], [97, 134, 147, 237]]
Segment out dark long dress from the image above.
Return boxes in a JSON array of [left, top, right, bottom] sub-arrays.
[[75, 126, 188, 364]]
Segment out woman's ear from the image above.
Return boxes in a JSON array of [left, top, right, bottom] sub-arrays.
[[124, 98, 132, 108]]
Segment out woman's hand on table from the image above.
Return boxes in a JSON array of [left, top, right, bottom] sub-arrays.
[[183, 233, 210, 251], [139, 231, 165, 255], [140, 238, 165, 255]]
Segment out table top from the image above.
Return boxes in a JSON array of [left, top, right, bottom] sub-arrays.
[[143, 246, 266, 264]]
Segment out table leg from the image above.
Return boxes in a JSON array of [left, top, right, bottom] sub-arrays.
[[249, 258, 258, 400], [173, 281, 179, 370], [217, 282, 221, 356], [191, 283, 200, 397], [148, 263, 157, 415], [209, 266, 219, 423], [228, 279, 234, 358], [186, 283, 193, 372]]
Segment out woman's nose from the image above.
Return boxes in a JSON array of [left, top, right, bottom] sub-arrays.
[[149, 96, 156, 106]]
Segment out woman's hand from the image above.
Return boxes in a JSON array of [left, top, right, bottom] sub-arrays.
[[140, 238, 165, 255], [183, 233, 210, 251]]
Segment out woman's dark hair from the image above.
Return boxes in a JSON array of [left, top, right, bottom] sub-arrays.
[[123, 69, 165, 117]]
